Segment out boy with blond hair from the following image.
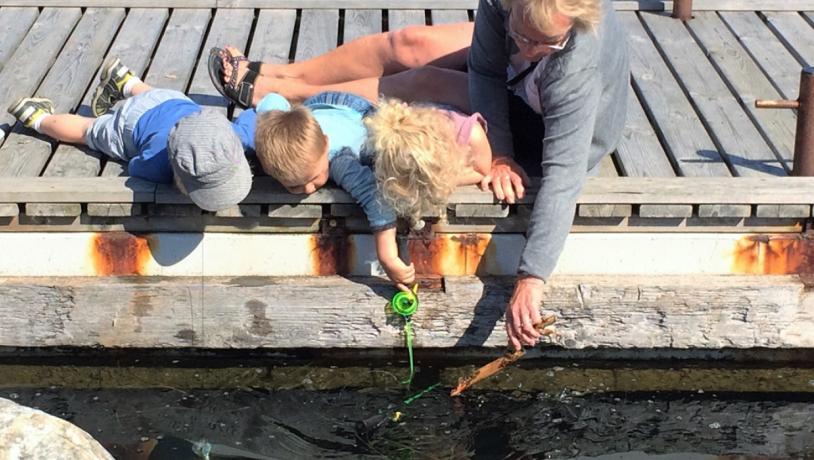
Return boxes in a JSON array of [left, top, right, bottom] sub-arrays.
[[254, 92, 415, 290]]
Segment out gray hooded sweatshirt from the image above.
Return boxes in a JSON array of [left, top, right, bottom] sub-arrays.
[[468, 0, 630, 281]]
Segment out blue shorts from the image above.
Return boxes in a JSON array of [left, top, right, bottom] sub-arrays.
[[85, 88, 192, 162]]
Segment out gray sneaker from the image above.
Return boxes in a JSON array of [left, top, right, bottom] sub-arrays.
[[7, 97, 54, 129], [92, 56, 135, 117]]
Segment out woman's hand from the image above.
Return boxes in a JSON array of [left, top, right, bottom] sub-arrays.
[[480, 156, 530, 204], [505, 276, 546, 351]]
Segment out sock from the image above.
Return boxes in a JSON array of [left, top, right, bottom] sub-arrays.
[[31, 113, 51, 133], [122, 76, 142, 98]]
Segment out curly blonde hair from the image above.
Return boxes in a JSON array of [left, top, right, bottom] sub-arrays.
[[501, 0, 602, 33], [365, 99, 468, 225]]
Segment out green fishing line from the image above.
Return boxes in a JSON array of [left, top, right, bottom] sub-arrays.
[[390, 286, 419, 385]]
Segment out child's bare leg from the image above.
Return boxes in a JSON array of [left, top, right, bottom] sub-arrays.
[[38, 114, 94, 145], [259, 22, 473, 83], [128, 81, 153, 97]]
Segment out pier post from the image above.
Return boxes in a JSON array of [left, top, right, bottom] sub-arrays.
[[672, 0, 693, 21], [755, 67, 814, 176], [794, 67, 814, 176]]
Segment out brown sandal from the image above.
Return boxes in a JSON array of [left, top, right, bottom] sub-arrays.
[[207, 47, 262, 108]]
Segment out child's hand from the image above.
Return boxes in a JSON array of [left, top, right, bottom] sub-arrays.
[[380, 256, 416, 292]]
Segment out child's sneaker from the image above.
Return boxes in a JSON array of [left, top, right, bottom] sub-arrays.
[[92, 56, 135, 117], [7, 97, 54, 129]]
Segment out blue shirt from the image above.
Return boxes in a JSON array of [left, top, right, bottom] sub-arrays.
[[129, 100, 256, 184], [254, 92, 396, 231]]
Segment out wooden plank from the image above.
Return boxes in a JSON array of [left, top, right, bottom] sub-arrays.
[[342, 9, 382, 44], [387, 9, 426, 30], [455, 204, 509, 218], [52, 8, 168, 183], [0, 8, 120, 179], [86, 203, 141, 217], [615, 83, 675, 177], [430, 9, 469, 24], [0, 7, 38, 73], [762, 11, 814, 67], [0, 204, 18, 217], [698, 204, 751, 217], [689, 12, 796, 171], [641, 12, 785, 177], [214, 204, 262, 217], [720, 12, 804, 100], [143, 9, 210, 90], [268, 204, 323, 218], [579, 154, 634, 217], [295, 10, 339, 62], [447, 176, 814, 205], [249, 9, 297, 64], [0, 274, 811, 348], [755, 204, 811, 218], [188, 9, 254, 112], [0, 8, 81, 142], [4, 0, 814, 10], [639, 204, 693, 218], [8, 176, 814, 206], [0, 177, 155, 203], [619, 12, 731, 177]]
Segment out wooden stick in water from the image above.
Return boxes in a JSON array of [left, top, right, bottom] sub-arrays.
[[450, 315, 557, 397]]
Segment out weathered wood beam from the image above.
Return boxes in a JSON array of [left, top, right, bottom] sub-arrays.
[[0, 275, 811, 349], [0, 1, 812, 11], [5, 177, 814, 206]]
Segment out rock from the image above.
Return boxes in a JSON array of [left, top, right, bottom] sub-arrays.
[[0, 397, 113, 460]]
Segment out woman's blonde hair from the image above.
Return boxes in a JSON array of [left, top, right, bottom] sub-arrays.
[[366, 99, 467, 225], [501, 0, 602, 33], [255, 106, 326, 184]]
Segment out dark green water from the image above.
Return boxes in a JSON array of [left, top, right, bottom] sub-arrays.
[[3, 355, 814, 459]]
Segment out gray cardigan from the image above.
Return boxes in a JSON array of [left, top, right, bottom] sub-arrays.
[[468, 0, 629, 281]]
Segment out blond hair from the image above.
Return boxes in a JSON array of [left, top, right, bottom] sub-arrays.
[[501, 0, 601, 33], [255, 106, 326, 184], [366, 99, 467, 225]]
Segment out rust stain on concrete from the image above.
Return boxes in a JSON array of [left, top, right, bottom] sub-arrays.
[[408, 233, 491, 275], [90, 232, 152, 276], [731, 234, 814, 275], [309, 231, 353, 275]]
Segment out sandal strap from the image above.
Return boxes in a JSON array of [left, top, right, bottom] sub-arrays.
[[248, 61, 262, 73], [235, 69, 259, 108]]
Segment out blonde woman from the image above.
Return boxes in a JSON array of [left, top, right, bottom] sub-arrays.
[[365, 99, 493, 227], [210, 0, 629, 351]]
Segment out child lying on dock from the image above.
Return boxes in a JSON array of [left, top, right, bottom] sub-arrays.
[[7, 57, 253, 212], [247, 91, 494, 289], [364, 98, 493, 228], [251, 91, 416, 290]]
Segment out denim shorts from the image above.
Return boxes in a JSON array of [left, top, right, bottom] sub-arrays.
[[85, 88, 192, 162], [303, 91, 375, 117]]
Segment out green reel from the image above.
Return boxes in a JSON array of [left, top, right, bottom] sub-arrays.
[[390, 288, 419, 317]]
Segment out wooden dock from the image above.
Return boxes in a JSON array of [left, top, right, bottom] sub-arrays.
[[0, 0, 813, 350]]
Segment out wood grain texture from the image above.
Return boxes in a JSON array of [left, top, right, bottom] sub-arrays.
[[0, 7, 38, 73], [641, 12, 784, 177], [2, 0, 814, 10], [0, 8, 81, 141], [6, 176, 814, 205], [689, 11, 796, 170], [620, 12, 731, 177], [0, 275, 811, 349], [295, 10, 339, 61]]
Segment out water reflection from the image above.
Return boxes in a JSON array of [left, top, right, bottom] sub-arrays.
[[3, 387, 813, 459]]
